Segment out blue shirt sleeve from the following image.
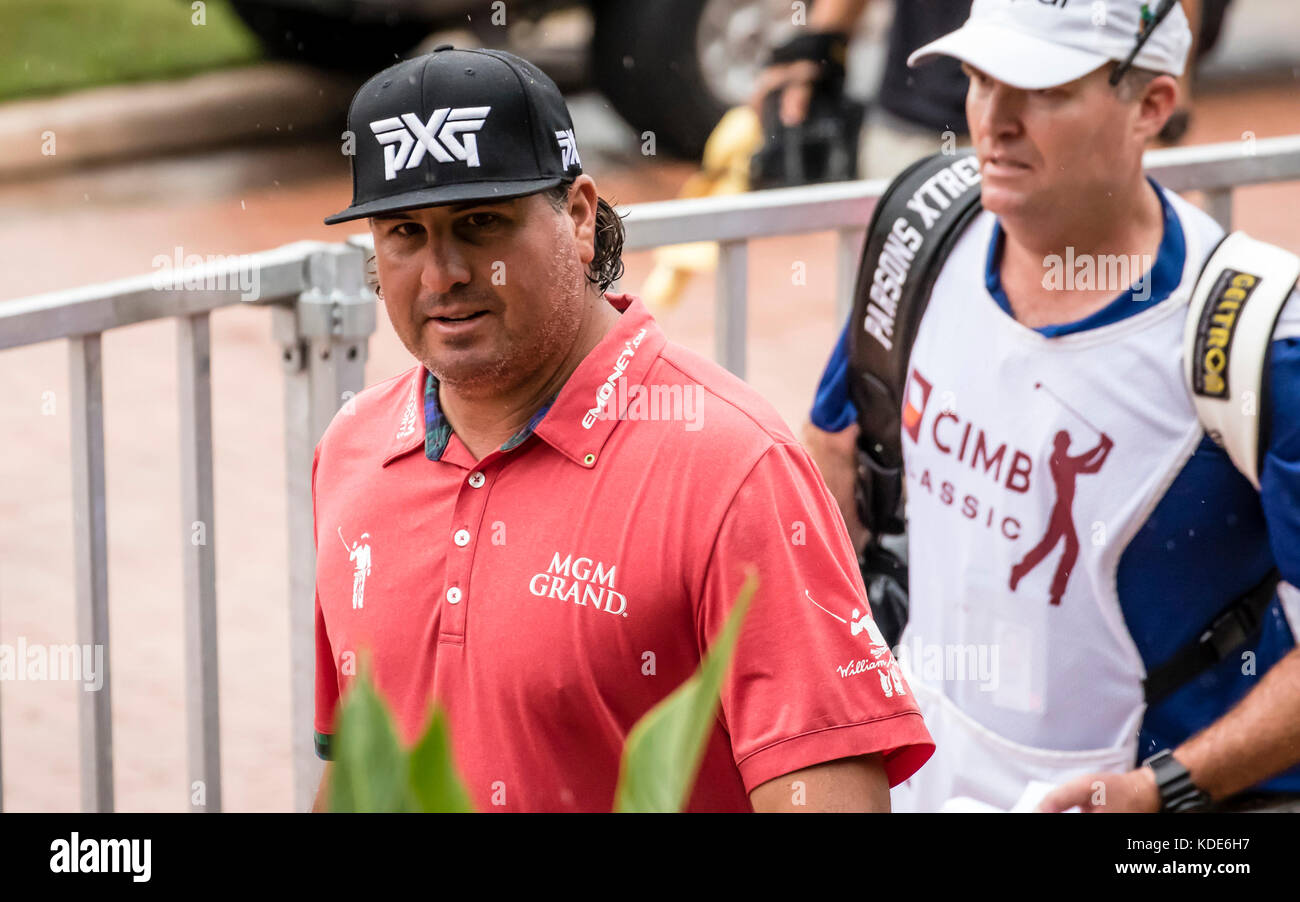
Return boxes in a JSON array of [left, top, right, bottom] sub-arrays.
[[1260, 335, 1300, 587], [810, 318, 858, 433]]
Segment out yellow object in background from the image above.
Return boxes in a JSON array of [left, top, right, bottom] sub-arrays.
[[640, 105, 762, 312]]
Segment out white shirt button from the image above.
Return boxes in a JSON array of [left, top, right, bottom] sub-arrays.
[[468, 472, 485, 488], [453, 528, 471, 546], [446, 587, 462, 604]]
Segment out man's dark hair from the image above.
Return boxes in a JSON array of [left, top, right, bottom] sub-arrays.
[[543, 180, 626, 293], [1108, 61, 1163, 103]]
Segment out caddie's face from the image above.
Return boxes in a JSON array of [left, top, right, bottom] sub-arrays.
[[962, 62, 1163, 221], [369, 176, 599, 394]]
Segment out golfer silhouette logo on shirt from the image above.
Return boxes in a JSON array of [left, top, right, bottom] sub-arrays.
[[1009, 427, 1114, 605], [338, 527, 372, 610]]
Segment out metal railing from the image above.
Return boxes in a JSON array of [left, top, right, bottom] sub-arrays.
[[1, 135, 1297, 812], [0, 242, 375, 812]]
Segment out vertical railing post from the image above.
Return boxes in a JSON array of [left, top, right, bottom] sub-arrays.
[[178, 311, 221, 811], [69, 333, 113, 812], [276, 306, 315, 812], [715, 239, 749, 378], [836, 226, 867, 323], [1205, 187, 1234, 231], [276, 244, 376, 811]]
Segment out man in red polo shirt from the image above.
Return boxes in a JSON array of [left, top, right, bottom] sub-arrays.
[[313, 45, 933, 812]]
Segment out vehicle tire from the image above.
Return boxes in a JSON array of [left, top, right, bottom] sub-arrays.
[[593, 0, 774, 159], [228, 1, 435, 73]]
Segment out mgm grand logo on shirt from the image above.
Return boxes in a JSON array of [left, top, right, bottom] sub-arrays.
[[528, 552, 629, 617], [1192, 268, 1261, 398]]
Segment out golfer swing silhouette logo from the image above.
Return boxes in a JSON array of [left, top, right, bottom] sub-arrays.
[[339, 527, 373, 610], [806, 589, 907, 697], [1008, 382, 1114, 606]]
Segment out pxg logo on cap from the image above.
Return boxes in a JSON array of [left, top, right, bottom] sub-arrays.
[[325, 45, 583, 225], [370, 107, 493, 180]]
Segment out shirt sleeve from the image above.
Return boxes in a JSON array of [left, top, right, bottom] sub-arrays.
[[809, 318, 859, 433], [311, 444, 339, 761], [696, 441, 934, 795], [1260, 331, 1300, 587], [314, 589, 339, 761]]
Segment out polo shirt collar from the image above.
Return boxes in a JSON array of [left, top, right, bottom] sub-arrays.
[[983, 177, 1186, 338], [533, 293, 665, 469], [379, 294, 665, 469], [422, 368, 558, 462], [381, 367, 426, 467]]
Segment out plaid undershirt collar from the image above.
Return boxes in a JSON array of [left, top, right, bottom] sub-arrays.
[[423, 368, 558, 461]]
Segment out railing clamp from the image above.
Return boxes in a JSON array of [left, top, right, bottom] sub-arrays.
[[273, 245, 376, 373]]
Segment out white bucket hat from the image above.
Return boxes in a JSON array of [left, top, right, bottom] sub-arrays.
[[908, 0, 1193, 90]]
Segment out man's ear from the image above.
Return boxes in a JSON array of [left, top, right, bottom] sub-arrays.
[[568, 175, 599, 266], [1136, 73, 1180, 144]]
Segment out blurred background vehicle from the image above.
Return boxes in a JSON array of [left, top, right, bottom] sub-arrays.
[[225, 0, 866, 157], [227, 0, 447, 70], [223, 0, 1241, 163]]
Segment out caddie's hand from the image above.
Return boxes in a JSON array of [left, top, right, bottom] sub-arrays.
[[750, 60, 819, 127], [751, 30, 850, 128], [1037, 767, 1160, 813]]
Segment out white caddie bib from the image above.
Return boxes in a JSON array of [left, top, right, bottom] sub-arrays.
[[890, 189, 1224, 812]]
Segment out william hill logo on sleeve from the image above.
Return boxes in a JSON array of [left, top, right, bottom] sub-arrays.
[[1192, 268, 1260, 398]]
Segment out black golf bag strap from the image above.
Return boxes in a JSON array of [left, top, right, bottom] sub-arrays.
[[1143, 568, 1281, 706], [847, 151, 983, 536]]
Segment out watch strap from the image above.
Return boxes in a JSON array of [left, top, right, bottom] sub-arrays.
[[1144, 749, 1211, 812]]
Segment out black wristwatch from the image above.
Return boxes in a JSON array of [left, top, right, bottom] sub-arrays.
[[1143, 749, 1211, 812]]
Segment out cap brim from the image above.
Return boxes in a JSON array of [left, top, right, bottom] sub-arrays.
[[324, 176, 566, 225], [907, 22, 1110, 90]]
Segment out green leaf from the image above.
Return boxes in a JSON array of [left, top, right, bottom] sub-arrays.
[[613, 571, 758, 813], [408, 707, 476, 813], [328, 668, 414, 813]]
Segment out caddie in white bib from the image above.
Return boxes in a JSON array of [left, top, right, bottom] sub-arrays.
[[814, 0, 1300, 812]]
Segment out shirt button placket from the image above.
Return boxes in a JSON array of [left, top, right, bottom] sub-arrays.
[[440, 468, 491, 643]]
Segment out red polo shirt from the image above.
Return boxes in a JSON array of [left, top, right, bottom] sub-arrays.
[[313, 293, 933, 811]]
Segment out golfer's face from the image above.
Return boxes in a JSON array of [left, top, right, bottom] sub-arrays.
[[369, 185, 592, 392], [963, 63, 1141, 221]]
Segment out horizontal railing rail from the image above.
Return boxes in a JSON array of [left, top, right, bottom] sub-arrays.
[[614, 135, 1300, 247], [0, 241, 327, 352]]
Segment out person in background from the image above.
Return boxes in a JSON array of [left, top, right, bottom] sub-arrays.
[[752, 0, 1208, 188]]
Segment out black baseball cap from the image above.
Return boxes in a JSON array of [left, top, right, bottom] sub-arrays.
[[324, 45, 583, 225]]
